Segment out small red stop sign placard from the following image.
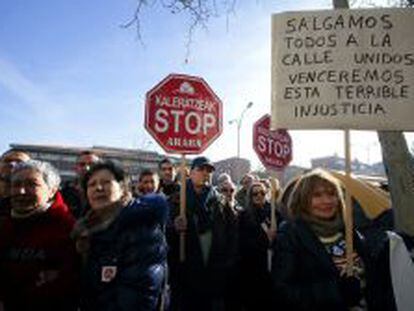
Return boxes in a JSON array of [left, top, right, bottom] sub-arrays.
[[253, 114, 292, 170], [145, 74, 223, 154]]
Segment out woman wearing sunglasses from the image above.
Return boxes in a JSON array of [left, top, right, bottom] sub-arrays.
[[238, 181, 279, 310]]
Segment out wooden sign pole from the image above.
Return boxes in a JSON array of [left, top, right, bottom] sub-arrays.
[[330, 0, 354, 278], [179, 154, 187, 262], [267, 170, 282, 272], [270, 171, 281, 232], [344, 129, 354, 276]]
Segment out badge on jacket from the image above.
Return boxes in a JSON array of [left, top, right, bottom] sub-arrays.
[[101, 266, 117, 282]]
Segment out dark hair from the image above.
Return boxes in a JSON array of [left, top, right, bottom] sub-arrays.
[[158, 158, 173, 170], [78, 150, 100, 159], [246, 181, 267, 208], [243, 181, 267, 224], [139, 169, 155, 182], [81, 160, 128, 194]]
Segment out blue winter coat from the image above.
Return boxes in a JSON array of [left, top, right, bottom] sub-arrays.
[[79, 194, 168, 311]]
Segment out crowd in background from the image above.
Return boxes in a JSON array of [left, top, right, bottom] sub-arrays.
[[0, 148, 413, 311]]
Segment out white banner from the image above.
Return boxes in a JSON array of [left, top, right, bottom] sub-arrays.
[[271, 8, 414, 130]]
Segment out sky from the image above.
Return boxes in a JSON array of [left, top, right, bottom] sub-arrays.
[[0, 0, 412, 169]]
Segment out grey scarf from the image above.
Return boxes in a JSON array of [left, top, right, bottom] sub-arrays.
[[301, 211, 344, 238]]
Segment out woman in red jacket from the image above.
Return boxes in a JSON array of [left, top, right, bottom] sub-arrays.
[[0, 160, 79, 311]]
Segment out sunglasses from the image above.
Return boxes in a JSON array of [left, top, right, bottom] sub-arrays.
[[252, 191, 266, 197], [221, 188, 235, 193]]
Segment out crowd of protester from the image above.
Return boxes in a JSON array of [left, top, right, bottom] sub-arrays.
[[0, 148, 413, 310]]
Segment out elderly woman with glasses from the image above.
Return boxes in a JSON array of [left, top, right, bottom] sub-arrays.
[[72, 160, 168, 311], [238, 181, 279, 310]]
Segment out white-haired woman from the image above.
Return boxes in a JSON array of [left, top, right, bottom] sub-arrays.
[[0, 160, 79, 311]]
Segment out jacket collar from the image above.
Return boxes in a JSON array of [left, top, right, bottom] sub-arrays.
[[293, 218, 340, 276], [293, 218, 366, 274]]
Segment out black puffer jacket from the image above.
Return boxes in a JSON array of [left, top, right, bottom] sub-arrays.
[[78, 194, 168, 311], [271, 219, 392, 311]]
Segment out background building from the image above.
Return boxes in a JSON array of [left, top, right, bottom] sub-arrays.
[[213, 157, 251, 185], [9, 143, 180, 182], [7, 144, 388, 190], [311, 154, 386, 177]]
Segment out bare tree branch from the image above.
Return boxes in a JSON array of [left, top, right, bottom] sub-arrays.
[[120, 0, 152, 46], [122, 0, 239, 62]]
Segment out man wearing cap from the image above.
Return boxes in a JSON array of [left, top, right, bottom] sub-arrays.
[[168, 156, 221, 311]]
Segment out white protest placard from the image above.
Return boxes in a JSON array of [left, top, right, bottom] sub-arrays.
[[271, 8, 414, 130]]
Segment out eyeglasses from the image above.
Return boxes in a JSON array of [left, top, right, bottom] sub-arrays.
[[252, 191, 266, 197], [221, 188, 235, 194]]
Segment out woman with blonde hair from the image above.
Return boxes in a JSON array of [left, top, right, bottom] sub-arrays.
[[271, 169, 390, 311]]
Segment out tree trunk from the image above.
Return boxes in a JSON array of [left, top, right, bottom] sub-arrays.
[[378, 131, 414, 235]]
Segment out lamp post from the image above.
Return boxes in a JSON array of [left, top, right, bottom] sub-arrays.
[[229, 101, 253, 158]]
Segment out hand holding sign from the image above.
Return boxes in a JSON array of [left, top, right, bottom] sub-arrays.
[[253, 114, 292, 272], [145, 74, 223, 263]]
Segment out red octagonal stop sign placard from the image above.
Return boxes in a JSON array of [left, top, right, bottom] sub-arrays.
[[145, 74, 223, 154], [253, 114, 292, 171]]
